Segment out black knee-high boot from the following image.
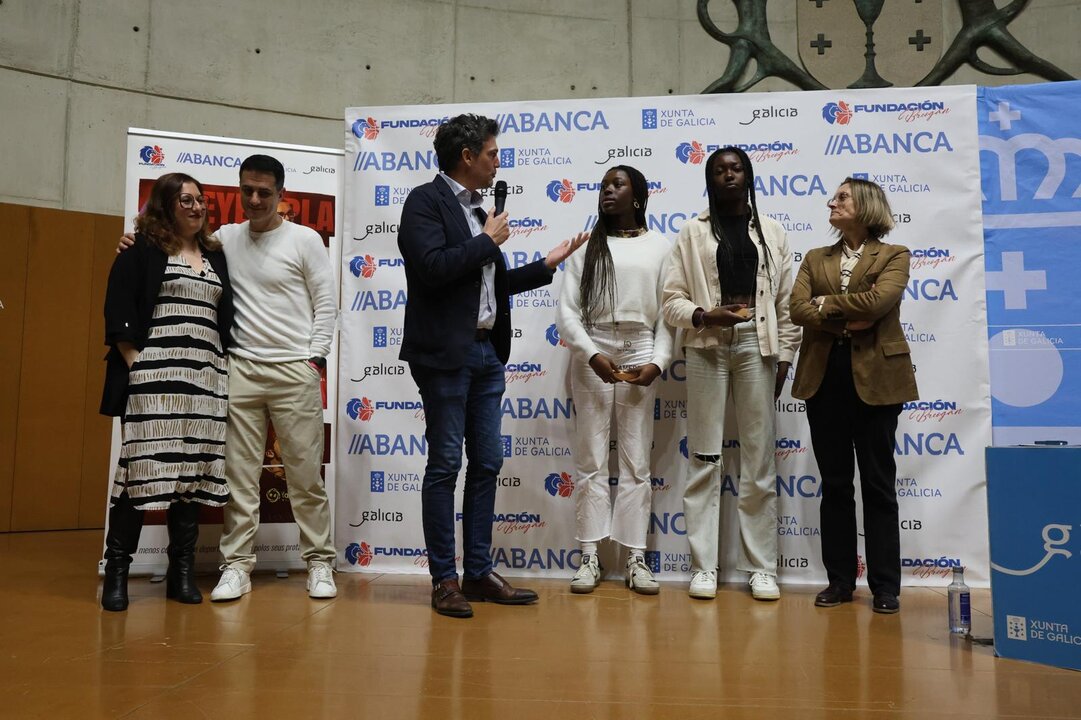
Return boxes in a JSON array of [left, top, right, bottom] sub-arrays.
[[102, 494, 144, 612], [166, 502, 202, 604]]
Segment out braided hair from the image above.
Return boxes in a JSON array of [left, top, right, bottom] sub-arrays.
[[579, 165, 649, 327], [705, 146, 774, 291]]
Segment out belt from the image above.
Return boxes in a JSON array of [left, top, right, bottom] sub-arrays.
[[475, 328, 491, 341]]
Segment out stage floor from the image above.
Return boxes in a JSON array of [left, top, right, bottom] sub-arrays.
[[1, 530, 1078, 719]]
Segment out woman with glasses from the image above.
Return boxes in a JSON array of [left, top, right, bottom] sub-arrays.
[[662, 147, 800, 602], [99, 172, 234, 611], [790, 177, 917, 615]]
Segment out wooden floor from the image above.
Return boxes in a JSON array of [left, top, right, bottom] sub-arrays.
[[2, 531, 1079, 719]]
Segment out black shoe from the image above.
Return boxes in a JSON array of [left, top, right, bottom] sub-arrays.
[[101, 494, 144, 612], [814, 584, 854, 608], [872, 593, 900, 614], [165, 502, 202, 604]]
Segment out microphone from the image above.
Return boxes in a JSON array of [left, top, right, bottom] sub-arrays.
[[494, 180, 508, 215]]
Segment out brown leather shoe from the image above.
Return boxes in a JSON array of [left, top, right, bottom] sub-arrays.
[[461, 571, 538, 605], [431, 578, 473, 618]]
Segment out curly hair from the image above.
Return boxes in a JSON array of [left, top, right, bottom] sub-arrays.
[[134, 173, 221, 254]]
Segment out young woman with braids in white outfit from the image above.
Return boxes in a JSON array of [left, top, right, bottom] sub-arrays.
[[557, 165, 674, 594]]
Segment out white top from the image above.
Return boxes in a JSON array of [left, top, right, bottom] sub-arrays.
[[215, 220, 337, 362], [557, 229, 674, 369]]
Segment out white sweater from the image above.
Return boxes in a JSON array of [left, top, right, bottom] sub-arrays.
[[557, 230, 674, 368], [215, 220, 337, 362]]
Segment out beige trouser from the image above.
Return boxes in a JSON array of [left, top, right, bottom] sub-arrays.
[[220, 355, 334, 572]]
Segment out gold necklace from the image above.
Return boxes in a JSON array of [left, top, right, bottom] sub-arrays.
[[610, 227, 648, 238]]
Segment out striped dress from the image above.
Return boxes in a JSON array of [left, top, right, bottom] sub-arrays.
[[111, 255, 230, 509]]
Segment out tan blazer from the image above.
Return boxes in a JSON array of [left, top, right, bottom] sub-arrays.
[[790, 239, 918, 405]]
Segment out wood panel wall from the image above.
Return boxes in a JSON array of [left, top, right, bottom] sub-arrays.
[[0, 203, 121, 532]]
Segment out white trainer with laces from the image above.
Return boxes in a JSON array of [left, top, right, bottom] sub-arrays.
[[307, 561, 337, 599], [749, 571, 781, 601], [688, 570, 717, 599], [570, 553, 601, 594], [210, 566, 251, 602]]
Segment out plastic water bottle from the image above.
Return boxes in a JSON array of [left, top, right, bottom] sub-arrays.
[[948, 566, 971, 635]]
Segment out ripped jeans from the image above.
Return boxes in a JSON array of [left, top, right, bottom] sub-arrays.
[[682, 321, 779, 575]]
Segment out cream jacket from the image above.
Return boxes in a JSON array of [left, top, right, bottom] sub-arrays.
[[662, 210, 800, 363]]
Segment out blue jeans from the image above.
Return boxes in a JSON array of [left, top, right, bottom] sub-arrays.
[[409, 339, 506, 584]]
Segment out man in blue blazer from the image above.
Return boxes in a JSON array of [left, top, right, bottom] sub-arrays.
[[398, 114, 586, 618]]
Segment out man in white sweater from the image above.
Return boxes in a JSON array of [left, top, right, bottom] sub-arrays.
[[208, 155, 338, 601]]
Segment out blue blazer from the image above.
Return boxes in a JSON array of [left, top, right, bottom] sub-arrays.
[[397, 175, 553, 369]]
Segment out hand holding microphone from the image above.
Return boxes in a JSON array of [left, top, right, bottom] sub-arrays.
[[484, 179, 510, 245]]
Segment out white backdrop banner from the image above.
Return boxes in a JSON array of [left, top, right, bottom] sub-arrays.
[[109, 128, 343, 575], [338, 86, 992, 587]]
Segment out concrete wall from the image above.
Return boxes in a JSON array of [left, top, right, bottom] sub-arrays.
[[1, 0, 1078, 217]]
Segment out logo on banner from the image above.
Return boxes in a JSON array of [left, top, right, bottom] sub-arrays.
[[346, 397, 375, 421], [495, 109, 609, 134], [642, 108, 658, 129], [139, 145, 166, 166], [352, 149, 437, 173], [654, 108, 716, 128], [777, 474, 822, 498], [904, 278, 957, 301], [544, 472, 575, 498], [349, 255, 404, 278], [347, 398, 423, 421], [824, 132, 954, 156], [980, 134, 1081, 203], [546, 179, 575, 203], [649, 512, 687, 536], [821, 100, 949, 125], [346, 433, 427, 456], [501, 435, 512, 458], [350, 255, 376, 278], [903, 399, 963, 423], [678, 140, 798, 164], [741, 106, 799, 126], [778, 515, 821, 536], [369, 470, 421, 492], [896, 432, 964, 456], [176, 152, 241, 167], [351, 117, 380, 140], [371, 326, 402, 348], [505, 361, 547, 384], [351, 362, 405, 383], [909, 246, 955, 271], [992, 523, 1077, 577], [353, 221, 399, 242], [545, 323, 567, 347], [502, 146, 571, 167], [675, 141, 708, 165], [851, 172, 933, 194], [349, 288, 407, 311], [499, 148, 515, 167], [374, 186, 390, 206], [897, 476, 943, 498], [345, 541, 427, 565], [902, 556, 961, 580], [902, 321, 937, 344], [345, 541, 374, 566], [594, 145, 653, 165], [348, 509, 404, 527]]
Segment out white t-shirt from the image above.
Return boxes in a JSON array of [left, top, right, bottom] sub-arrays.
[[215, 220, 336, 362]]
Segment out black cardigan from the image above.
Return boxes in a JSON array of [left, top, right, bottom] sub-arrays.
[[99, 233, 234, 417]]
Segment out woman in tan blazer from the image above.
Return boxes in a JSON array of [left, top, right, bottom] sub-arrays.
[[790, 177, 918, 615]]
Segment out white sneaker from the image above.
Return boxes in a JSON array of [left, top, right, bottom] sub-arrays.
[[625, 556, 660, 595], [749, 571, 780, 601], [570, 553, 601, 594], [307, 561, 337, 599], [688, 570, 717, 599], [210, 566, 251, 602]]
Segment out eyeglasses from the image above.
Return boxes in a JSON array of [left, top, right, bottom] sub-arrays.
[[178, 193, 207, 209]]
